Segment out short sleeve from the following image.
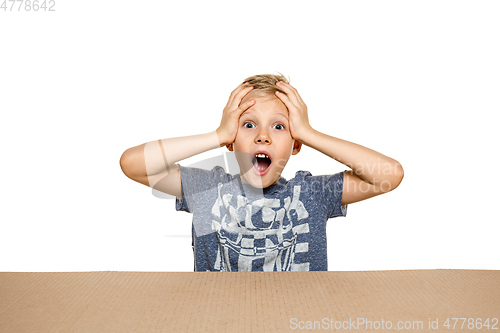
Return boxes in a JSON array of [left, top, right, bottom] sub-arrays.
[[300, 170, 347, 219], [175, 165, 227, 213], [326, 171, 347, 218], [175, 179, 190, 213]]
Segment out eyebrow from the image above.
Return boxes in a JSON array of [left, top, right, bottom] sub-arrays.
[[240, 109, 289, 120]]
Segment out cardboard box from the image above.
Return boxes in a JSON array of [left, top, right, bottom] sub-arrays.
[[1, 270, 498, 332]]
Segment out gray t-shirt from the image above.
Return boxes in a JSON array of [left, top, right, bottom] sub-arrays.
[[176, 165, 347, 271]]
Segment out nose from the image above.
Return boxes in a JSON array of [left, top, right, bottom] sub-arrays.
[[255, 128, 271, 144]]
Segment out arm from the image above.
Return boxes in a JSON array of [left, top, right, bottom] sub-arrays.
[[274, 81, 404, 205], [297, 130, 404, 205], [120, 83, 256, 197], [120, 132, 221, 198]]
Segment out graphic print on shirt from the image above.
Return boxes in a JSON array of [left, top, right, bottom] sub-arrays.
[[210, 182, 310, 271]]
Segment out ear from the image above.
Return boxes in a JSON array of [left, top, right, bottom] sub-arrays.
[[226, 143, 234, 151], [291, 140, 302, 155]]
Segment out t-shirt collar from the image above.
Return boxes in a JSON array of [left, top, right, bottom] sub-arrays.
[[233, 174, 287, 198]]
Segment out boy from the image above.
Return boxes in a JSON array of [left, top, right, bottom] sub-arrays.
[[120, 74, 404, 272]]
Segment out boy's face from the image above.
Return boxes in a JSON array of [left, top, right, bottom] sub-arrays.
[[227, 91, 301, 188]]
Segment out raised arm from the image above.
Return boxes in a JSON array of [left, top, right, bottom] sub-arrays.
[[119, 83, 256, 197], [119, 132, 221, 197], [274, 81, 404, 205]]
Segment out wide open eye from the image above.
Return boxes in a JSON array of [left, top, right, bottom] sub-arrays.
[[273, 123, 284, 130], [244, 122, 255, 129]]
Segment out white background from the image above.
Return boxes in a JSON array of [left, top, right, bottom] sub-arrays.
[[1, 0, 498, 272]]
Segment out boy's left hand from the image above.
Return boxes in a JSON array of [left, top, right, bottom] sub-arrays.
[[274, 81, 313, 143]]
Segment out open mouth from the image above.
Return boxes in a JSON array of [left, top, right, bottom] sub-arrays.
[[252, 153, 272, 175]]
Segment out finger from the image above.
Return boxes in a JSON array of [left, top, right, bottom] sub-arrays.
[[278, 81, 301, 98], [277, 81, 304, 105], [236, 98, 256, 115], [224, 82, 249, 109], [274, 90, 295, 111], [225, 83, 251, 109], [277, 81, 303, 104], [229, 98, 255, 122], [229, 85, 254, 110]]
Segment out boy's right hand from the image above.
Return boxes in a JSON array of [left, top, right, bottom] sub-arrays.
[[216, 83, 256, 147]]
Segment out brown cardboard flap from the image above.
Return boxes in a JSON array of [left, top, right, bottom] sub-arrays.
[[1, 270, 499, 332]]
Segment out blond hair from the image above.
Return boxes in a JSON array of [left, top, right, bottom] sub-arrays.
[[242, 73, 290, 96]]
